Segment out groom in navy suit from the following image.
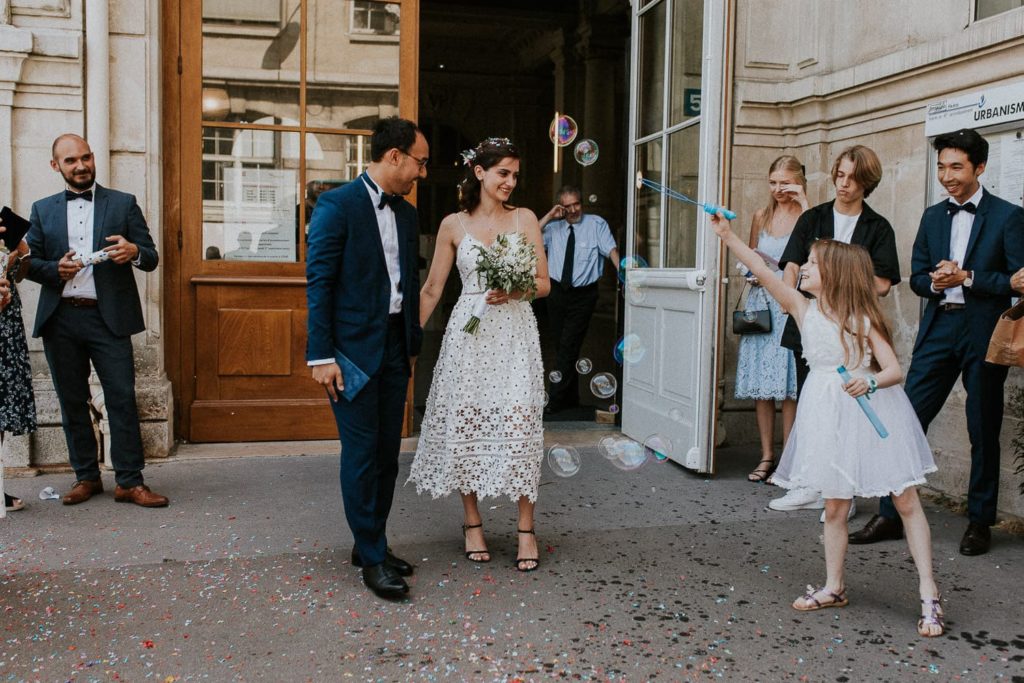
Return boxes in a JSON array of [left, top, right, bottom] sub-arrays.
[[306, 117, 426, 598], [849, 129, 1024, 555], [27, 134, 168, 508]]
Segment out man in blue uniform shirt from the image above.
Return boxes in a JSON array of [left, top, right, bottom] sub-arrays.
[[540, 186, 619, 414]]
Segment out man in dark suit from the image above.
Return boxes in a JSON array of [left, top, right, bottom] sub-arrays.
[[26, 133, 167, 507], [770, 145, 901, 514], [306, 117, 426, 599], [850, 128, 1024, 555]]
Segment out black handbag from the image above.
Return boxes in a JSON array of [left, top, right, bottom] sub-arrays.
[[732, 282, 772, 335]]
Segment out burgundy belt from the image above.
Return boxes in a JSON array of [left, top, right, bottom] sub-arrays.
[[63, 297, 98, 308]]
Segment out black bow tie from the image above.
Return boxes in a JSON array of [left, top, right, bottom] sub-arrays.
[[65, 189, 93, 202], [377, 192, 402, 211], [947, 201, 976, 216]]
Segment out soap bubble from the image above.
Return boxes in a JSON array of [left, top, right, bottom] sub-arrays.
[[542, 391, 550, 407], [38, 486, 60, 500], [618, 255, 649, 283], [615, 334, 647, 364], [575, 358, 593, 375], [669, 407, 683, 422], [548, 370, 563, 384], [608, 403, 620, 414], [573, 138, 599, 166], [598, 436, 620, 459], [625, 283, 647, 305], [608, 438, 648, 471], [590, 372, 617, 399], [643, 434, 673, 463], [549, 114, 578, 147], [547, 444, 581, 477], [588, 194, 598, 203]]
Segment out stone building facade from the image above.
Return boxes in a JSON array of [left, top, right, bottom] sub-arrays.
[[2, 0, 1022, 518]]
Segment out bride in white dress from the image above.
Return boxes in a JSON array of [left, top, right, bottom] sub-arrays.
[[409, 138, 550, 571]]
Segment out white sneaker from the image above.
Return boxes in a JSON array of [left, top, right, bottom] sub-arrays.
[[768, 487, 825, 511], [819, 499, 857, 523]]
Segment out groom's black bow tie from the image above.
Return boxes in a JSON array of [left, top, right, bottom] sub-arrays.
[[947, 200, 976, 216], [65, 189, 93, 202], [377, 192, 402, 211]]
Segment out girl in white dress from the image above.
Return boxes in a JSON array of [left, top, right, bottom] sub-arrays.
[[710, 212, 944, 638], [409, 138, 551, 571]]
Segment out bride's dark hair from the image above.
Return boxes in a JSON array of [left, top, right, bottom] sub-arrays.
[[457, 137, 519, 213]]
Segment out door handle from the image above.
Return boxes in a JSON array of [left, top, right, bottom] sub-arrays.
[[685, 270, 706, 291]]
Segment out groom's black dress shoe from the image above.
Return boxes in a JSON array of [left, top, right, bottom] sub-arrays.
[[351, 547, 414, 577], [959, 522, 991, 556], [362, 563, 409, 599], [848, 514, 903, 544]]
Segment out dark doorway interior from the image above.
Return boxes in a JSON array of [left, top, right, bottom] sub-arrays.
[[415, 0, 631, 424]]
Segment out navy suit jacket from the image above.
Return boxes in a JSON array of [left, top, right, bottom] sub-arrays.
[[26, 185, 159, 338], [910, 189, 1024, 355], [305, 173, 423, 382]]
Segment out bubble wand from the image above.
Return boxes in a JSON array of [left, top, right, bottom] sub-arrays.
[[635, 172, 736, 220], [836, 365, 889, 439]]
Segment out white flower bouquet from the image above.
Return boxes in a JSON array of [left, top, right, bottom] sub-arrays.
[[463, 233, 538, 334]]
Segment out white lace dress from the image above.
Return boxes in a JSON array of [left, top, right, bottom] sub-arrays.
[[408, 220, 546, 502], [771, 302, 937, 499]]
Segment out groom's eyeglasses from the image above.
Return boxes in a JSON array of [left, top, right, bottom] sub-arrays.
[[401, 151, 430, 169]]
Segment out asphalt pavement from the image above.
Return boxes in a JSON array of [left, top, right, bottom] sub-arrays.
[[1, 433, 1022, 682]]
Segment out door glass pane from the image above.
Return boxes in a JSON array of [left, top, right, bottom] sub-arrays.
[[202, 126, 302, 262], [665, 124, 700, 268], [634, 138, 663, 268], [636, 1, 667, 138], [202, 0, 302, 124], [306, 0, 401, 130], [301, 132, 371, 240], [669, 0, 703, 126]]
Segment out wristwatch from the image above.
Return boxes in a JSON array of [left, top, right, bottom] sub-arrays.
[[963, 270, 974, 288]]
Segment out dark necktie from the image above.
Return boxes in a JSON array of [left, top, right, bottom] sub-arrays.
[[378, 193, 402, 211], [65, 189, 93, 202], [947, 201, 976, 216], [561, 225, 575, 286]]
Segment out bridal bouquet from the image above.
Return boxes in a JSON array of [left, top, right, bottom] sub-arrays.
[[463, 233, 538, 334]]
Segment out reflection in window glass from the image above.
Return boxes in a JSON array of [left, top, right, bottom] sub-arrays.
[[202, 0, 302, 123], [202, 127, 301, 262], [976, 0, 1023, 20], [665, 125, 700, 269], [301, 133, 371, 236], [305, 1, 400, 129], [669, 0, 703, 126], [352, 1, 401, 34], [634, 139, 663, 268], [637, 1, 667, 138]]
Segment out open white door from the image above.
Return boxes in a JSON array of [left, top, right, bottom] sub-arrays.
[[620, 0, 729, 473]]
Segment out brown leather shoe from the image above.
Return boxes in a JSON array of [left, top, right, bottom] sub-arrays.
[[62, 479, 104, 505], [114, 484, 169, 508], [848, 513, 903, 544]]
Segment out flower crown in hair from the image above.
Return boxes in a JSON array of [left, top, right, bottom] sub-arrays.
[[460, 137, 515, 167]]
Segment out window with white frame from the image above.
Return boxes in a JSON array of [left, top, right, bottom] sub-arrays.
[[351, 1, 400, 35], [976, 0, 1024, 20]]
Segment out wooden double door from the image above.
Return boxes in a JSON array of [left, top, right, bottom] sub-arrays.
[[165, 0, 420, 441]]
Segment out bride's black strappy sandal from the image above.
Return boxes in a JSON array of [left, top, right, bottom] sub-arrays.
[[462, 523, 490, 563], [515, 528, 539, 572]]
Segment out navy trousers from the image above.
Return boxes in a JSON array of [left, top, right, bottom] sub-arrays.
[[41, 302, 145, 488], [330, 315, 409, 567], [878, 308, 1007, 525]]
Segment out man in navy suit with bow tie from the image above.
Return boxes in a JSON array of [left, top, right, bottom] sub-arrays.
[[849, 128, 1024, 555], [306, 117, 426, 599], [26, 134, 168, 508]]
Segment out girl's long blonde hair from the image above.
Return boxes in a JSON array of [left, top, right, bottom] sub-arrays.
[[812, 240, 893, 370], [755, 155, 807, 233]]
